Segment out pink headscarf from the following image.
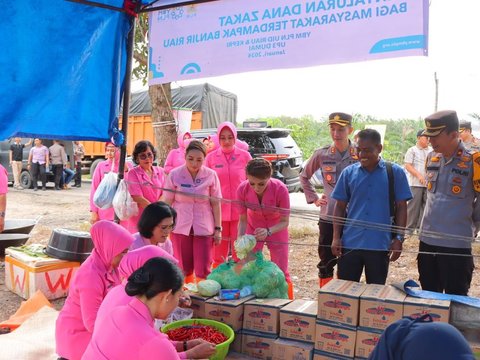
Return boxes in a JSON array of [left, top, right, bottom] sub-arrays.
[[216, 121, 249, 152], [90, 221, 133, 273], [177, 131, 192, 149], [118, 245, 178, 280]]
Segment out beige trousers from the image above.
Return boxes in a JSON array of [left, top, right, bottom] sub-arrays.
[[11, 161, 22, 187]]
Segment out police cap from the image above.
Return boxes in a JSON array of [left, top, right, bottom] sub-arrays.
[[329, 112, 352, 127], [423, 110, 459, 137]]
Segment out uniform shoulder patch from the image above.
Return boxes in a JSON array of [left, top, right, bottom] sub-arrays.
[[472, 152, 480, 192]]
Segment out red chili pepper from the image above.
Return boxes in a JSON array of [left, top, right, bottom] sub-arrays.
[[166, 324, 228, 344]]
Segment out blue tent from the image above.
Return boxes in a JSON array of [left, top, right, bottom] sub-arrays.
[[0, 0, 216, 141]]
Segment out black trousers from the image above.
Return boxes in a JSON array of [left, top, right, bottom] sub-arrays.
[[337, 249, 389, 285], [418, 241, 474, 295], [52, 164, 63, 188], [31, 162, 46, 188], [318, 220, 337, 278], [74, 161, 82, 186]]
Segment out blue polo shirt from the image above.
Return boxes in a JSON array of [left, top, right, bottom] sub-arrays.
[[331, 159, 412, 250]]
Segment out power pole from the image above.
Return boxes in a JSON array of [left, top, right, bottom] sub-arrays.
[[434, 72, 439, 112]]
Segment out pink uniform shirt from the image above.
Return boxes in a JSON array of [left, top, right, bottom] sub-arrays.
[[56, 221, 133, 360], [163, 165, 222, 236], [205, 122, 252, 222], [130, 232, 175, 255], [83, 297, 180, 360], [0, 165, 7, 194], [164, 132, 191, 174], [90, 159, 133, 221], [125, 165, 165, 233], [237, 178, 290, 243]]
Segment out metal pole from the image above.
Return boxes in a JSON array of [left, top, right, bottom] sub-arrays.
[[114, 14, 136, 223], [434, 72, 439, 112]]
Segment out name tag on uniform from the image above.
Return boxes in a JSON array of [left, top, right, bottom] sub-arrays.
[[215, 164, 224, 168], [180, 184, 192, 188]]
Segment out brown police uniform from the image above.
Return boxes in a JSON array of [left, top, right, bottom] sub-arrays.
[[300, 112, 358, 279], [419, 110, 480, 295]]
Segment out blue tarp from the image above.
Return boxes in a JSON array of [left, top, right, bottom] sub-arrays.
[[0, 0, 131, 141]]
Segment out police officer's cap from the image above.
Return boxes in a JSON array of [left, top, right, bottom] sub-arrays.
[[423, 110, 459, 137], [459, 120, 472, 132], [329, 112, 352, 127]]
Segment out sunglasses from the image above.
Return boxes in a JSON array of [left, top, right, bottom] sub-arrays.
[[158, 224, 175, 231], [138, 152, 154, 160]]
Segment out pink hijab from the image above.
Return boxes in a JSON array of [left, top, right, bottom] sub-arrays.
[[88, 221, 133, 284], [217, 121, 249, 152], [177, 131, 192, 149], [118, 245, 178, 280]]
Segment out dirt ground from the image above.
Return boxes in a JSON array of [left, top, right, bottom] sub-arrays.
[[1, 183, 480, 323]]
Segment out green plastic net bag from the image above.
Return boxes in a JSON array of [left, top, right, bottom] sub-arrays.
[[206, 260, 242, 289], [239, 252, 288, 299]]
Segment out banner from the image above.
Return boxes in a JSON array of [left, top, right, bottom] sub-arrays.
[[149, 0, 429, 85]]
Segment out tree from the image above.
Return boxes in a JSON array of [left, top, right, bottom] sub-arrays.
[[133, 14, 177, 166]]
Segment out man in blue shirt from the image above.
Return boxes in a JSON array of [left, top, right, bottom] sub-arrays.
[[331, 129, 412, 284]]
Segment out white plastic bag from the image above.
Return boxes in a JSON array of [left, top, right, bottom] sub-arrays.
[[112, 179, 138, 220], [93, 172, 118, 209]]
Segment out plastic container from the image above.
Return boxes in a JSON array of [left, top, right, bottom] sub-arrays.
[[161, 318, 235, 360]]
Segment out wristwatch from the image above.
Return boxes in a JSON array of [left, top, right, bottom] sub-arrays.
[[394, 234, 405, 243], [266, 228, 272, 237], [214, 226, 222, 232], [0, 211, 5, 218]]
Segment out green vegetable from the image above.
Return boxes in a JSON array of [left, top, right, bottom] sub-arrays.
[[197, 280, 221, 297], [234, 235, 256, 260], [9, 244, 48, 258]]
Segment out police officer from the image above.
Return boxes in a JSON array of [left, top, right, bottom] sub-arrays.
[[300, 112, 358, 288], [419, 110, 480, 295], [459, 120, 480, 153]]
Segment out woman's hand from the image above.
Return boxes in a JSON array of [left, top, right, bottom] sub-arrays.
[[186, 339, 217, 359], [253, 228, 268, 241], [90, 212, 99, 224], [213, 230, 222, 245]]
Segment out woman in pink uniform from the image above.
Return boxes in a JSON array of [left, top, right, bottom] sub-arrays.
[[162, 140, 222, 284], [56, 221, 133, 360], [164, 132, 192, 174], [125, 140, 166, 233], [130, 201, 176, 254], [90, 143, 132, 223], [205, 122, 252, 266], [83, 258, 188, 359], [237, 158, 294, 299]]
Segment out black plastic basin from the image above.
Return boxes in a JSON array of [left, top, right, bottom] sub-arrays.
[[45, 229, 93, 262]]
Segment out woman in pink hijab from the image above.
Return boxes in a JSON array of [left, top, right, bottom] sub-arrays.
[[55, 221, 133, 360], [164, 132, 192, 174], [83, 258, 216, 360], [89, 142, 132, 223], [205, 122, 252, 267]]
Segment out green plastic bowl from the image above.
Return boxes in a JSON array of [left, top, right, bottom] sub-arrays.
[[161, 318, 235, 360]]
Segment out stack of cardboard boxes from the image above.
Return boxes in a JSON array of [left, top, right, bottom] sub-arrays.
[[315, 279, 451, 359], [189, 279, 450, 359]]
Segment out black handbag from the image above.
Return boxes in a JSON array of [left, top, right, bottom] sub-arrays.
[[386, 161, 397, 237]]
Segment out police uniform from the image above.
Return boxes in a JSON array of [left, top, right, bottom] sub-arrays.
[[300, 112, 358, 280], [418, 110, 480, 295], [459, 120, 480, 153]]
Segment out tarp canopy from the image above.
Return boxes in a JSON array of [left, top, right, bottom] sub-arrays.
[[0, 0, 220, 142], [128, 83, 238, 126]]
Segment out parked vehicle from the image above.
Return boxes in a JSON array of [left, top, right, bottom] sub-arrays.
[[191, 125, 303, 193]]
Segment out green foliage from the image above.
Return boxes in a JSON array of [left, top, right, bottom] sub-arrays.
[[245, 115, 425, 164]]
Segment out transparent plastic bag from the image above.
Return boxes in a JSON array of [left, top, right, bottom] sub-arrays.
[[239, 252, 288, 299], [93, 172, 118, 209], [207, 260, 242, 289], [112, 179, 138, 220], [234, 235, 257, 260]]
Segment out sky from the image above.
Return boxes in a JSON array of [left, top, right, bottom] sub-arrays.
[[133, 0, 480, 124]]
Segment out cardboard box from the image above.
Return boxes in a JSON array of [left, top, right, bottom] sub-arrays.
[[354, 327, 383, 359], [402, 296, 450, 323], [272, 338, 314, 360], [313, 350, 352, 360], [244, 298, 292, 334], [204, 295, 255, 331], [280, 300, 318, 343], [242, 330, 277, 360], [4, 254, 80, 300], [315, 320, 356, 358], [188, 292, 211, 319], [231, 330, 243, 353], [359, 284, 406, 331], [318, 279, 367, 327]]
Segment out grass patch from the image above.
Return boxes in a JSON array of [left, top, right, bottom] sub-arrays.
[[289, 224, 317, 238]]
